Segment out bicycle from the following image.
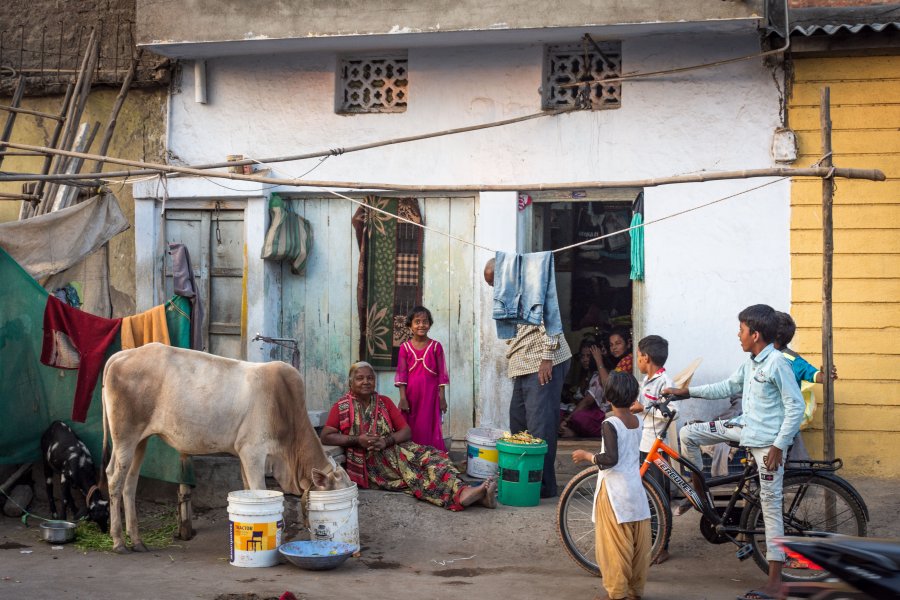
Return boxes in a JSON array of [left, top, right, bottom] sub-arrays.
[[557, 394, 869, 582]]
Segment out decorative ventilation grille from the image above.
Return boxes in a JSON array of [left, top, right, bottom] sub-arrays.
[[338, 56, 408, 113], [543, 42, 622, 110]]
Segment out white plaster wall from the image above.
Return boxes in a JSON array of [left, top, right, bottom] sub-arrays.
[[160, 31, 789, 426]]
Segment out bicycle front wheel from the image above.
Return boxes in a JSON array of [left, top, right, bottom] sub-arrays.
[[743, 474, 867, 582], [557, 466, 671, 575]]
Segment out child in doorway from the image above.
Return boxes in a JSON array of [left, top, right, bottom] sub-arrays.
[[572, 371, 651, 600], [394, 306, 450, 451], [667, 304, 804, 600], [630, 334, 673, 564]]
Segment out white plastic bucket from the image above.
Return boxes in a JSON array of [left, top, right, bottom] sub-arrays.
[[466, 427, 504, 479], [227, 490, 284, 567], [307, 483, 359, 551]]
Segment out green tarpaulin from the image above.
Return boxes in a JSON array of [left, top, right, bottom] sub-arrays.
[[0, 246, 193, 485]]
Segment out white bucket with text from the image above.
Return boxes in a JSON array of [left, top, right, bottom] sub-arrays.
[[466, 427, 504, 479], [227, 490, 284, 567]]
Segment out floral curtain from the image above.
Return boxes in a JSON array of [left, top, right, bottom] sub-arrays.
[[352, 197, 424, 368]]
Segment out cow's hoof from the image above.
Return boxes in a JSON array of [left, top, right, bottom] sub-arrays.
[[113, 544, 130, 554], [132, 542, 149, 553]]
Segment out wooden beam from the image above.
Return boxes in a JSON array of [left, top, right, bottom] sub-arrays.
[[0, 104, 64, 121]]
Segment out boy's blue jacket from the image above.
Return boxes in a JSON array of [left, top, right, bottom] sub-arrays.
[[492, 251, 563, 339], [689, 343, 804, 451], [781, 348, 820, 384]]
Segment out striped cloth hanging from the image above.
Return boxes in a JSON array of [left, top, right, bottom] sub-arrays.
[[261, 194, 313, 274]]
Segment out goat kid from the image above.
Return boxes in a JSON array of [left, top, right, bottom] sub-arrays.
[[41, 420, 109, 532]]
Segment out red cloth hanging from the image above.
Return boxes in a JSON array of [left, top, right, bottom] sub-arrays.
[[40, 295, 122, 422]]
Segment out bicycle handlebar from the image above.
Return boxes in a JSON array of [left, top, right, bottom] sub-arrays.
[[647, 393, 690, 418]]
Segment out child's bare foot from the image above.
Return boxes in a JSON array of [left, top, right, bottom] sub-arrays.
[[652, 549, 670, 565]]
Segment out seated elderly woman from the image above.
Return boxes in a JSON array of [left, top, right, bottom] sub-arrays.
[[321, 361, 497, 511]]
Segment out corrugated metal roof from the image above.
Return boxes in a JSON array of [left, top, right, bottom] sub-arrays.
[[768, 5, 900, 37]]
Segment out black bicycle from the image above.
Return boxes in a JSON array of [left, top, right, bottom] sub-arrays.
[[557, 395, 869, 582]]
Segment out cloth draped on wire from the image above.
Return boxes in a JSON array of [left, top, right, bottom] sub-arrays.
[[352, 197, 424, 368], [0, 245, 193, 484], [0, 192, 129, 318], [260, 194, 313, 275], [394, 340, 449, 450], [169, 243, 205, 351], [630, 192, 644, 281], [326, 392, 466, 510], [491, 251, 563, 340]]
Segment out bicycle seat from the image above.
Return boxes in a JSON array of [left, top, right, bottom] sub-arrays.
[[726, 441, 741, 449]]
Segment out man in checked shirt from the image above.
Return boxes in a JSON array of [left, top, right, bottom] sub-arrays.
[[484, 259, 572, 498]]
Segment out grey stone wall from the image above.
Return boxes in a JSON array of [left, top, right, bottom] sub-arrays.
[[0, 0, 168, 96]]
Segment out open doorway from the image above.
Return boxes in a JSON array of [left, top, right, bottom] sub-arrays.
[[526, 189, 641, 437]]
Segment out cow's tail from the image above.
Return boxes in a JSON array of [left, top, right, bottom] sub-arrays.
[[99, 356, 113, 491]]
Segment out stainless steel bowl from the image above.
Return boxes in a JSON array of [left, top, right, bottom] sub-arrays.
[[40, 520, 76, 543]]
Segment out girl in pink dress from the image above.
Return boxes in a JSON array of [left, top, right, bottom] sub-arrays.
[[394, 306, 449, 450]]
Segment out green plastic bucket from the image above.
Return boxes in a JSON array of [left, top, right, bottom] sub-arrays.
[[496, 439, 548, 507]]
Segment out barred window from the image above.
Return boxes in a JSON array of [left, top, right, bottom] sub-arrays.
[[338, 55, 408, 114], [543, 41, 622, 110]]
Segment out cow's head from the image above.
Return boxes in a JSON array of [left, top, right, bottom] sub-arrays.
[[311, 464, 352, 491]]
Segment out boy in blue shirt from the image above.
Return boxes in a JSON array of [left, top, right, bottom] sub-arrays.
[[774, 311, 836, 386], [667, 304, 804, 600]]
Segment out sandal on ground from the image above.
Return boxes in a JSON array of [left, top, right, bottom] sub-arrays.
[[736, 590, 778, 600]]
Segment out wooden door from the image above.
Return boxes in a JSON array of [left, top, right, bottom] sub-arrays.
[[164, 207, 245, 359], [280, 196, 477, 439]]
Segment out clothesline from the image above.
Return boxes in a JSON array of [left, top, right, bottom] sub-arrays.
[[325, 177, 787, 256]]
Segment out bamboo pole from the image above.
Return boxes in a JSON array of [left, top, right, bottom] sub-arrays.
[[0, 76, 26, 170], [821, 87, 836, 462], [0, 142, 887, 191], [43, 31, 98, 210], [0, 192, 39, 201], [93, 49, 143, 172], [31, 82, 75, 205], [0, 104, 64, 121]]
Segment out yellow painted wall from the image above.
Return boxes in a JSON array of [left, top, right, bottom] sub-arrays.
[[0, 89, 167, 316], [789, 55, 900, 478]]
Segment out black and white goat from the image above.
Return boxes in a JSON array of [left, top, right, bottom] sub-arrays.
[[40, 420, 109, 532]]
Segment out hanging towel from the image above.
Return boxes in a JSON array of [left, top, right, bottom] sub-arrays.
[[261, 194, 313, 275], [121, 304, 171, 350], [40, 295, 122, 422], [491, 251, 563, 339], [630, 192, 644, 281], [168, 243, 205, 351]]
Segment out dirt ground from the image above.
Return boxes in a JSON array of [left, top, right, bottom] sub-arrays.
[[1, 462, 897, 600]]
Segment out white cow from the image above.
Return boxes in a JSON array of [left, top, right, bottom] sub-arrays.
[[102, 343, 350, 553]]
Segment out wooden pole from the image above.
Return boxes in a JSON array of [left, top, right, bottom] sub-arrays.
[[821, 87, 836, 462], [0, 142, 888, 191], [0, 104, 64, 121], [0, 76, 26, 170], [177, 457, 194, 541], [30, 82, 75, 209], [93, 49, 143, 172]]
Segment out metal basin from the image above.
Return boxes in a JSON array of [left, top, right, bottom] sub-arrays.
[[40, 520, 76, 544], [278, 541, 355, 571]]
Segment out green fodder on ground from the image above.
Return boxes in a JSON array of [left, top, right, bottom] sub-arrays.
[[74, 509, 179, 552]]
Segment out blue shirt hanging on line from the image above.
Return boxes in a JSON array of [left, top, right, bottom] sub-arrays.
[[492, 251, 564, 339]]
